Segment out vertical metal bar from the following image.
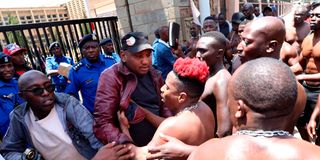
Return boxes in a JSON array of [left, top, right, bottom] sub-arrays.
[[68, 24, 79, 62], [28, 29, 44, 72], [62, 25, 73, 59], [20, 30, 36, 69], [3, 32, 10, 44], [106, 21, 111, 38], [72, 24, 83, 59], [84, 22, 90, 34], [97, 21, 103, 38], [36, 28, 47, 58], [79, 23, 84, 37], [102, 21, 108, 38], [110, 20, 120, 54], [48, 26, 56, 42], [42, 27, 51, 56], [55, 26, 66, 56], [12, 31, 19, 45], [92, 21, 99, 42]]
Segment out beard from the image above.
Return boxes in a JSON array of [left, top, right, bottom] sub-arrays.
[[310, 23, 318, 32]]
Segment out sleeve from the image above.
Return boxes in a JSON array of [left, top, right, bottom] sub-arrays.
[[93, 69, 132, 145], [159, 47, 176, 65], [65, 68, 80, 97], [45, 58, 54, 73], [0, 111, 28, 160], [65, 95, 103, 149]]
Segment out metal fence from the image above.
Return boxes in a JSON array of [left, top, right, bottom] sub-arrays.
[[0, 16, 120, 72]]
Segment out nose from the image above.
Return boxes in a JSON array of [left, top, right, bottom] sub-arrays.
[[160, 85, 165, 93], [196, 51, 202, 60], [236, 41, 244, 54]]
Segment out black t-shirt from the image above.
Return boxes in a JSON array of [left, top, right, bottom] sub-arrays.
[[129, 73, 160, 146]]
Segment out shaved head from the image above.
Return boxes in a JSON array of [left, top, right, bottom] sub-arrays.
[[18, 70, 48, 90]]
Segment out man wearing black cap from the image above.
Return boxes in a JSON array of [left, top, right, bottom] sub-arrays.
[[0, 52, 24, 138], [94, 32, 171, 146], [99, 38, 121, 62], [45, 42, 75, 93], [242, 3, 256, 21], [65, 34, 116, 113]]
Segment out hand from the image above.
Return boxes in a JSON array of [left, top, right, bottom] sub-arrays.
[[92, 142, 134, 160], [295, 74, 304, 81], [307, 120, 318, 140], [172, 39, 184, 58], [117, 111, 132, 140], [146, 133, 193, 160]]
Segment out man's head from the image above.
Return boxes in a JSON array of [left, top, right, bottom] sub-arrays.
[[231, 12, 245, 32], [49, 42, 63, 57], [196, 31, 227, 67], [294, 5, 308, 25], [120, 32, 153, 76], [254, 6, 260, 17], [263, 6, 273, 16], [18, 70, 55, 117], [99, 38, 114, 55], [242, 3, 254, 20], [159, 26, 169, 42], [217, 13, 226, 26], [0, 52, 14, 82], [310, 5, 320, 32], [203, 16, 218, 33], [161, 58, 209, 114], [190, 22, 201, 38], [3, 43, 27, 66], [228, 58, 297, 128], [154, 28, 161, 39], [78, 34, 100, 63], [237, 17, 286, 63]]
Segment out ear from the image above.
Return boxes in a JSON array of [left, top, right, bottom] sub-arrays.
[[120, 51, 127, 62], [266, 40, 278, 53], [217, 49, 224, 58], [178, 92, 187, 104], [235, 100, 246, 118], [18, 92, 26, 101]]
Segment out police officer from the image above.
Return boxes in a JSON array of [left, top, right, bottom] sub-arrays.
[[99, 38, 121, 62], [65, 34, 116, 113], [0, 52, 24, 138], [46, 42, 75, 93]]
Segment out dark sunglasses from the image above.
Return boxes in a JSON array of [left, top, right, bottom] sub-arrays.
[[21, 84, 55, 96]]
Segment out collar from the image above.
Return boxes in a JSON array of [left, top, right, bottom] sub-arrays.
[[234, 130, 292, 137], [82, 55, 104, 68], [158, 39, 171, 48], [118, 62, 160, 80], [0, 78, 17, 87]]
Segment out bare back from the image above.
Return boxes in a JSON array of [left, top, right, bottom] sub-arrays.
[[301, 33, 320, 85], [148, 101, 215, 148], [189, 135, 320, 160]]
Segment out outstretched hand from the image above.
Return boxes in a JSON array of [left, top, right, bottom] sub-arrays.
[[92, 142, 134, 160], [307, 120, 318, 140], [117, 111, 132, 140], [147, 133, 195, 160]]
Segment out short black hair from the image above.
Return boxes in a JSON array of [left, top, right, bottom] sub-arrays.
[[204, 16, 215, 21], [201, 31, 228, 48], [233, 58, 297, 116]]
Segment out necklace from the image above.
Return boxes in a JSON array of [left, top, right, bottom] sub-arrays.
[[234, 130, 292, 137], [182, 103, 199, 112]]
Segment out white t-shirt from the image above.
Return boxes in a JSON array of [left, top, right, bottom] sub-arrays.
[[26, 106, 86, 160]]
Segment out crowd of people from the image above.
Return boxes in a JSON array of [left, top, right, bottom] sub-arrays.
[[1, 2, 320, 160]]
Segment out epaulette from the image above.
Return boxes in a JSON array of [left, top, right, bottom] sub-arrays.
[[73, 62, 84, 71], [103, 54, 117, 63]]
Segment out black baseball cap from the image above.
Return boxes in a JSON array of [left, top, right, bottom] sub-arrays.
[[0, 52, 12, 65], [121, 32, 153, 53]]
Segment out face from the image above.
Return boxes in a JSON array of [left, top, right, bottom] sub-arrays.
[[160, 27, 169, 42], [310, 7, 320, 32], [82, 41, 100, 62], [263, 10, 273, 16], [203, 20, 217, 33], [102, 43, 114, 54], [232, 22, 240, 32], [0, 62, 14, 81], [11, 51, 26, 66], [122, 49, 152, 75], [294, 10, 307, 25], [160, 71, 181, 114], [190, 24, 200, 37], [218, 15, 226, 25], [237, 24, 246, 37], [20, 74, 55, 115], [51, 46, 62, 57], [196, 37, 221, 67], [242, 6, 253, 18], [254, 7, 260, 16], [237, 24, 267, 63]]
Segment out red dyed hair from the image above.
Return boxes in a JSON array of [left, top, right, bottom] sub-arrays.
[[173, 57, 209, 83]]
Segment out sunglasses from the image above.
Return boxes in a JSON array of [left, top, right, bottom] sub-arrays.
[[21, 84, 55, 96]]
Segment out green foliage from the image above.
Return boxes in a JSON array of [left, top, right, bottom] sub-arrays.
[[7, 14, 26, 47]]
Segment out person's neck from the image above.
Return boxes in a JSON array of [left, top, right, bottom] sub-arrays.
[[236, 114, 289, 131], [209, 62, 225, 76], [30, 106, 52, 120], [15, 65, 27, 71], [314, 29, 320, 37]]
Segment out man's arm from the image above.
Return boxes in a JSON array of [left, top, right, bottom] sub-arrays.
[[93, 70, 132, 144], [296, 73, 320, 81], [1, 111, 29, 159], [92, 142, 134, 160], [213, 78, 232, 137], [65, 69, 80, 96], [45, 58, 59, 76]]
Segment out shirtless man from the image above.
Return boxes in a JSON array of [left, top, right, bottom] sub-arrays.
[[189, 58, 320, 160], [285, 5, 310, 54], [196, 31, 232, 137], [292, 5, 320, 141], [145, 17, 306, 160], [122, 58, 215, 160], [185, 22, 201, 58]]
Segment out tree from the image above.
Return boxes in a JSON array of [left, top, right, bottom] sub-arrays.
[[7, 14, 26, 47]]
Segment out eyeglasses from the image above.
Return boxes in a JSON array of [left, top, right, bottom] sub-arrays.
[[21, 84, 55, 96]]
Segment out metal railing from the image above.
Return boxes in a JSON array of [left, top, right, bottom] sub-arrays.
[[0, 16, 120, 72]]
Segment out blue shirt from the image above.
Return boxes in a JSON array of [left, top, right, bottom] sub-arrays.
[[46, 56, 75, 92], [65, 55, 116, 113], [0, 78, 24, 136], [152, 39, 176, 80], [111, 53, 121, 63]]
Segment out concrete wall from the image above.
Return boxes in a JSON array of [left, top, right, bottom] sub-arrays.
[[115, 0, 192, 43]]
